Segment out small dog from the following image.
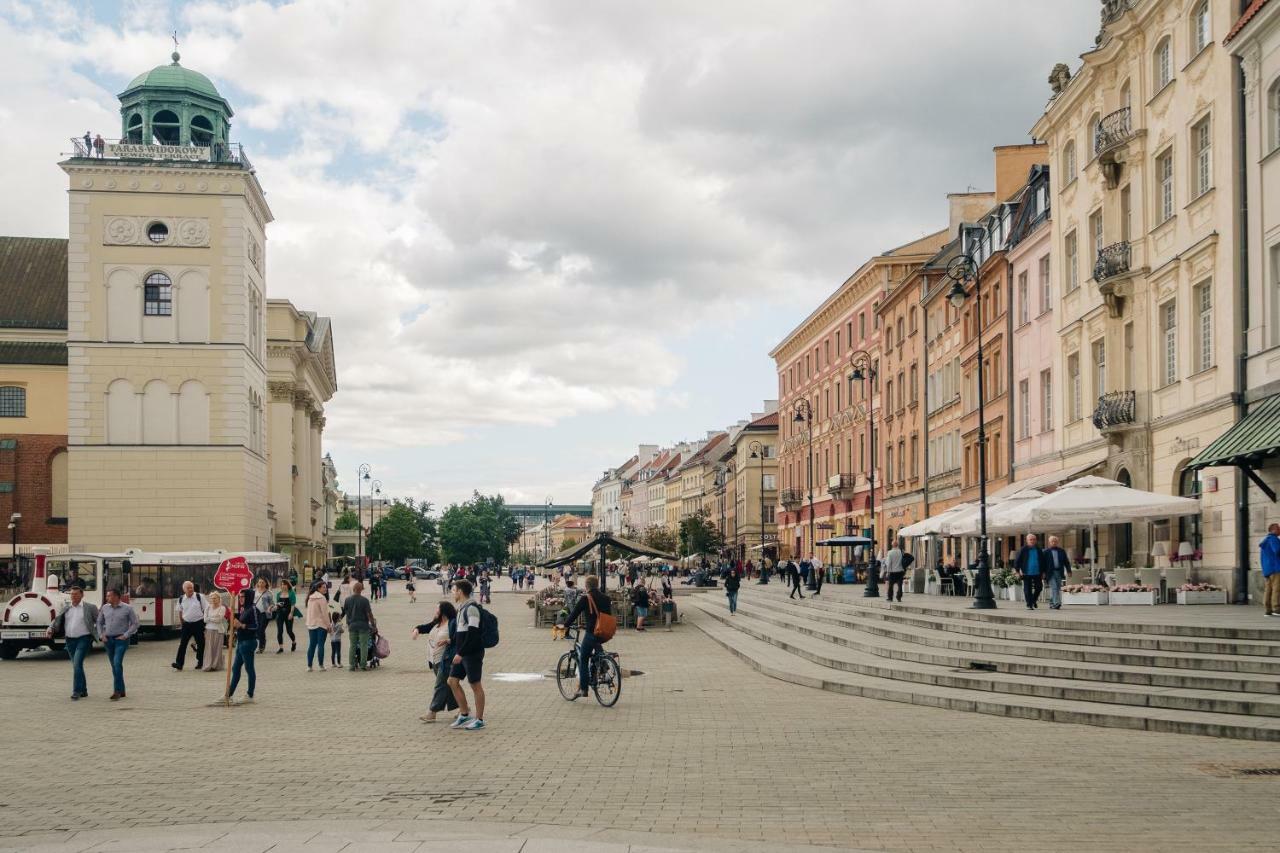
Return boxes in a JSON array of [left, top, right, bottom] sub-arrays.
[[550, 623, 569, 641]]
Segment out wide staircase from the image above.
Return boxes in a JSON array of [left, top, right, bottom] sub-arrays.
[[684, 587, 1280, 741]]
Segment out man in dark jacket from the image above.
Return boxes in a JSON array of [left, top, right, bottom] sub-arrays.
[[787, 560, 804, 599], [724, 568, 741, 613], [1013, 533, 1046, 610], [1043, 535, 1073, 609], [562, 575, 612, 699]]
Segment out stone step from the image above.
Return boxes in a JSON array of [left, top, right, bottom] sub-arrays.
[[693, 598, 1280, 719], [752, 594, 1280, 681], [783, 594, 1280, 670], [855, 595, 1280, 642], [685, 603, 1280, 742]]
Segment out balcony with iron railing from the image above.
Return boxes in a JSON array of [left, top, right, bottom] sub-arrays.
[[1092, 390, 1137, 431], [1093, 107, 1132, 158], [780, 488, 804, 510], [1094, 241, 1131, 284], [827, 473, 857, 500], [69, 136, 254, 172]]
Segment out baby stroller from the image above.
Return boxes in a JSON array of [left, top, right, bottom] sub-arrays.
[[368, 629, 390, 668]]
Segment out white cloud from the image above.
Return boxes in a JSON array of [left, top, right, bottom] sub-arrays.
[[0, 0, 1097, 506]]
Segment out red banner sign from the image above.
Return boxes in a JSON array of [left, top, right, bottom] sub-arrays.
[[213, 556, 253, 593]]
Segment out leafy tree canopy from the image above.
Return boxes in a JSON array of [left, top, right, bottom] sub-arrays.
[[678, 508, 724, 557], [334, 509, 359, 530], [438, 492, 521, 565]]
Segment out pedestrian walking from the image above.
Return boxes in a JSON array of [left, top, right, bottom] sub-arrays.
[[479, 572, 491, 604], [413, 601, 458, 722], [812, 560, 825, 596], [171, 580, 207, 671], [338, 572, 353, 603], [253, 578, 273, 652], [370, 566, 383, 601], [1043, 535, 1073, 610], [305, 582, 330, 671], [447, 579, 487, 730], [328, 603, 344, 667], [202, 592, 229, 671], [274, 579, 297, 654], [380, 570, 389, 600], [341, 581, 374, 671], [724, 568, 741, 614], [1013, 533, 1045, 610], [883, 540, 907, 603], [227, 589, 260, 703], [47, 584, 98, 700], [96, 587, 139, 701], [1262, 523, 1280, 617], [788, 560, 805, 600], [406, 574, 417, 603]]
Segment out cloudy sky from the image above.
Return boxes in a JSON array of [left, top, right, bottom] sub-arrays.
[[0, 0, 1097, 510]]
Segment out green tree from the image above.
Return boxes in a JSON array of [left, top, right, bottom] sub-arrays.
[[561, 536, 578, 551], [642, 525, 677, 555], [335, 509, 359, 530], [678, 508, 724, 557], [366, 502, 428, 565], [438, 492, 522, 565]]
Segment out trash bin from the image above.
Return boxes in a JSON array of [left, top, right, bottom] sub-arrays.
[[843, 566, 856, 584]]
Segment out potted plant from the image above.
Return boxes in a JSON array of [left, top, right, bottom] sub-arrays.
[[1175, 582, 1227, 605], [1108, 583, 1158, 605], [1061, 583, 1109, 605]]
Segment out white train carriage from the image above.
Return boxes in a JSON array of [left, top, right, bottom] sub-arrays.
[[0, 549, 288, 659]]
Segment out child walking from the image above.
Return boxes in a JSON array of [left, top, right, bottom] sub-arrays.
[[329, 608, 344, 668]]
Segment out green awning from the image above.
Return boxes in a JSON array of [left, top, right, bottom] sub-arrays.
[[1188, 394, 1280, 471]]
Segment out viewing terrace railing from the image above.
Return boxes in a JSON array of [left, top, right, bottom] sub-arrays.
[[69, 137, 253, 172]]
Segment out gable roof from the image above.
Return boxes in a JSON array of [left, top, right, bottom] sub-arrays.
[[746, 411, 778, 429], [0, 237, 68, 329]]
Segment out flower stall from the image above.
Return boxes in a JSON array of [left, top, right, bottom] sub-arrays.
[[1108, 583, 1158, 605], [1061, 584, 1108, 606], [1175, 582, 1228, 605]]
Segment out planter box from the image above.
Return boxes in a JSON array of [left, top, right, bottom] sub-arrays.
[[1062, 591, 1109, 606], [1109, 590, 1158, 606], [1176, 589, 1227, 605], [1000, 585, 1023, 602]]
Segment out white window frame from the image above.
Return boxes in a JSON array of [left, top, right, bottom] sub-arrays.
[[1065, 230, 1079, 292], [1157, 148, 1175, 223], [1194, 280, 1213, 373], [1038, 254, 1051, 313], [1191, 1, 1210, 55], [1092, 339, 1106, 399], [1067, 353, 1081, 423], [1161, 300, 1178, 386], [1019, 379, 1030, 440], [1040, 369, 1052, 432], [1155, 37, 1173, 91], [1192, 116, 1212, 199], [1063, 140, 1077, 184]]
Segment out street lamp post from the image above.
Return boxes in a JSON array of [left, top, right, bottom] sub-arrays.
[[544, 496, 552, 563], [356, 463, 371, 568], [749, 440, 769, 584], [946, 252, 998, 610], [8, 512, 19, 568], [849, 349, 880, 597], [792, 399, 815, 564], [372, 480, 383, 561]]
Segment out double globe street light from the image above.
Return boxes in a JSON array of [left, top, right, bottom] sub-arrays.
[[791, 398, 816, 564], [848, 349, 879, 598], [945, 251, 998, 610]]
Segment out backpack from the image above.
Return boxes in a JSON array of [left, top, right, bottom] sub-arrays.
[[477, 604, 500, 649]]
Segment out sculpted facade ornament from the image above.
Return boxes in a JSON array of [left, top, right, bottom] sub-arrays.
[[1049, 63, 1072, 96], [104, 215, 209, 247], [267, 380, 295, 402]]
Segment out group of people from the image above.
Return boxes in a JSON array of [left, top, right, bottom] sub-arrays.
[[80, 131, 105, 157]]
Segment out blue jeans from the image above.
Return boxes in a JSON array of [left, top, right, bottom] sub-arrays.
[[726, 590, 739, 613], [306, 627, 327, 667], [228, 637, 257, 698], [104, 637, 128, 694], [1047, 572, 1065, 607], [65, 635, 92, 695], [577, 632, 602, 693]]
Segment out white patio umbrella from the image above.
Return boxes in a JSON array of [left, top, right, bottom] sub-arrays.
[[946, 490, 1050, 536], [997, 476, 1201, 527], [899, 503, 973, 538]]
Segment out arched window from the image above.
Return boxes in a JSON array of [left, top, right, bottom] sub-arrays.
[[151, 109, 180, 145], [190, 114, 214, 146], [0, 385, 25, 417], [1191, 1, 1210, 55], [1154, 37, 1173, 91], [144, 272, 172, 316], [1063, 140, 1077, 184]]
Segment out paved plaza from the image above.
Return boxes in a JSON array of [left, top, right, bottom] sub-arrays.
[[2, 580, 1280, 852]]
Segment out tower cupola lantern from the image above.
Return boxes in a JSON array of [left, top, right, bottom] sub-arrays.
[[117, 50, 233, 149]]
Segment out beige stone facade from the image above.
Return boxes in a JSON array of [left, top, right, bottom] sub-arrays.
[[266, 300, 336, 571]]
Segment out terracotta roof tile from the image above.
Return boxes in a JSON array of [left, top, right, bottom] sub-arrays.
[[1226, 0, 1270, 44]]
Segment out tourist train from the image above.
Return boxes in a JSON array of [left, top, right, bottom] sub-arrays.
[[0, 549, 288, 659]]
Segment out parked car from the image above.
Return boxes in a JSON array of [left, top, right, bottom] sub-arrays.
[[412, 567, 441, 580]]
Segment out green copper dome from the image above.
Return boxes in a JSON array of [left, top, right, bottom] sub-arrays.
[[122, 52, 226, 105]]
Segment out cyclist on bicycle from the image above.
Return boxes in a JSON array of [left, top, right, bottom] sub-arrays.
[[560, 574, 612, 699]]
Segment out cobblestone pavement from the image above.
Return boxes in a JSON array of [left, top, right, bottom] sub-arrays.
[[2, 578, 1279, 852]]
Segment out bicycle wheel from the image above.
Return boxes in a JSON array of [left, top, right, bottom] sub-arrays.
[[556, 651, 580, 701], [592, 654, 622, 707]]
